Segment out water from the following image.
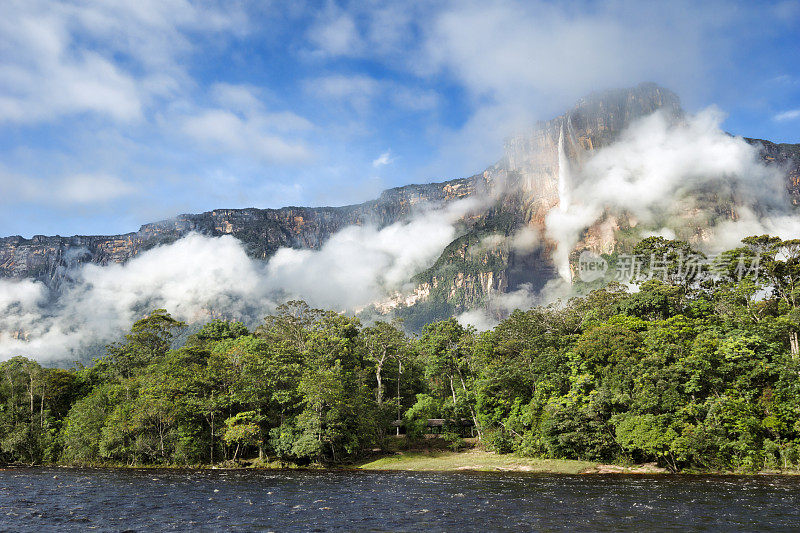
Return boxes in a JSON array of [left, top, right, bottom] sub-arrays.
[[1, 468, 799, 532], [555, 121, 572, 282]]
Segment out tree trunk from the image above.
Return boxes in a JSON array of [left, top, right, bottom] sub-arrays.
[[790, 331, 799, 358], [397, 360, 402, 436], [159, 419, 165, 458], [376, 365, 383, 405], [456, 367, 482, 440], [29, 374, 34, 417]]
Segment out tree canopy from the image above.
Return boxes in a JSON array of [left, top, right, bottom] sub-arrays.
[[2, 236, 800, 472]]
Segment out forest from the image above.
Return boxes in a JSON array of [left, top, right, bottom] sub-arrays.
[[2, 235, 800, 473]]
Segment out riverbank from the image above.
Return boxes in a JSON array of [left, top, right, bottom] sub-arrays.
[[7, 442, 796, 475], [0, 452, 664, 474], [356, 449, 668, 474]]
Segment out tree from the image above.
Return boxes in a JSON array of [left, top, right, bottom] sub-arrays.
[[107, 309, 186, 382], [223, 411, 261, 461], [418, 319, 482, 439], [362, 321, 409, 406]]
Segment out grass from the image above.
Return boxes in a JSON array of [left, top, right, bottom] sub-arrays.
[[357, 449, 598, 474]]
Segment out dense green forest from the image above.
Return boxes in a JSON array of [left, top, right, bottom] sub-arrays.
[[2, 235, 800, 472]]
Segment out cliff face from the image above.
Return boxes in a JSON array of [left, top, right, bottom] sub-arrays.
[[501, 83, 683, 224], [393, 84, 687, 321], [387, 84, 800, 323], [2, 83, 799, 325], [0, 178, 478, 285], [745, 138, 800, 206]]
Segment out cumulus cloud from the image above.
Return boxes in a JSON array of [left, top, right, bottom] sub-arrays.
[[457, 285, 539, 331], [307, 74, 439, 115], [0, 234, 269, 361], [181, 109, 313, 164], [774, 109, 800, 122], [308, 74, 381, 113], [0, 198, 478, 361], [308, 12, 363, 57], [510, 226, 540, 253], [265, 198, 479, 309], [178, 83, 315, 163], [210, 83, 269, 116], [0, 0, 246, 124], [707, 212, 800, 253], [422, 1, 710, 103], [404, 0, 731, 177], [305, 2, 417, 59]]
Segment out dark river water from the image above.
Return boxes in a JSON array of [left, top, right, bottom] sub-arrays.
[[1, 468, 799, 532]]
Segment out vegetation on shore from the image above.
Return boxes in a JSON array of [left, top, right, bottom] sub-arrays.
[[2, 235, 800, 474]]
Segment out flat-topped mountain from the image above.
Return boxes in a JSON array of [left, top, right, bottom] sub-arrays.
[[2, 83, 799, 327]]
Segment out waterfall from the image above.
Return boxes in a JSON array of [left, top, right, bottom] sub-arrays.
[[556, 120, 572, 281]]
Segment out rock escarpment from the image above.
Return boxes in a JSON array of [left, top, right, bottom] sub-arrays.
[[0, 179, 478, 285], [2, 83, 799, 324]]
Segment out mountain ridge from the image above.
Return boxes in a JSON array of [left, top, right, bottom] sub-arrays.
[[3, 83, 800, 322]]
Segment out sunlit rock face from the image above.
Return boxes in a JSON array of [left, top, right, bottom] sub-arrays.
[[0, 178, 479, 286], [415, 84, 686, 310], [1, 83, 798, 325]]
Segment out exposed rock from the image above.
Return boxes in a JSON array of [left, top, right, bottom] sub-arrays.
[[2, 83, 799, 327], [0, 178, 479, 285]]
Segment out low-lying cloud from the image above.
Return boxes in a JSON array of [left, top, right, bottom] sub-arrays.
[[0, 198, 477, 361], [2, 104, 797, 361], [545, 108, 791, 277]]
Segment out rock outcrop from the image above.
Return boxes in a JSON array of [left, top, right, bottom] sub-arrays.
[[2, 83, 799, 325], [0, 178, 479, 285]]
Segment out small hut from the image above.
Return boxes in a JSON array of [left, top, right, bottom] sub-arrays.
[[391, 418, 475, 437]]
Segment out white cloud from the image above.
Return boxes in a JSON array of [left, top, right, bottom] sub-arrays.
[[266, 198, 479, 309], [181, 108, 313, 164], [210, 83, 267, 116], [308, 12, 363, 56], [457, 285, 538, 331], [389, 86, 440, 111], [420, 1, 719, 106], [0, 233, 270, 360], [372, 150, 394, 167], [57, 174, 138, 204], [385, 0, 733, 178], [543, 107, 790, 276], [0, 198, 480, 360], [0, 0, 247, 124], [0, 171, 137, 206], [774, 109, 800, 121], [308, 74, 381, 113], [307, 74, 439, 114], [510, 226, 540, 252]]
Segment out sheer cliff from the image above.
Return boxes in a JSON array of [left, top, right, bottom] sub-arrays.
[[0, 178, 479, 285], [2, 83, 799, 325]]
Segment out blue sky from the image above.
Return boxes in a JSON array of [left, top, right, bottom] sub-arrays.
[[0, 0, 799, 238]]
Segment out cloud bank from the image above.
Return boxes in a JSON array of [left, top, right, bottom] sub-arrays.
[[0, 199, 477, 361], [462, 105, 799, 328], [545, 107, 792, 278], [2, 104, 797, 359]]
